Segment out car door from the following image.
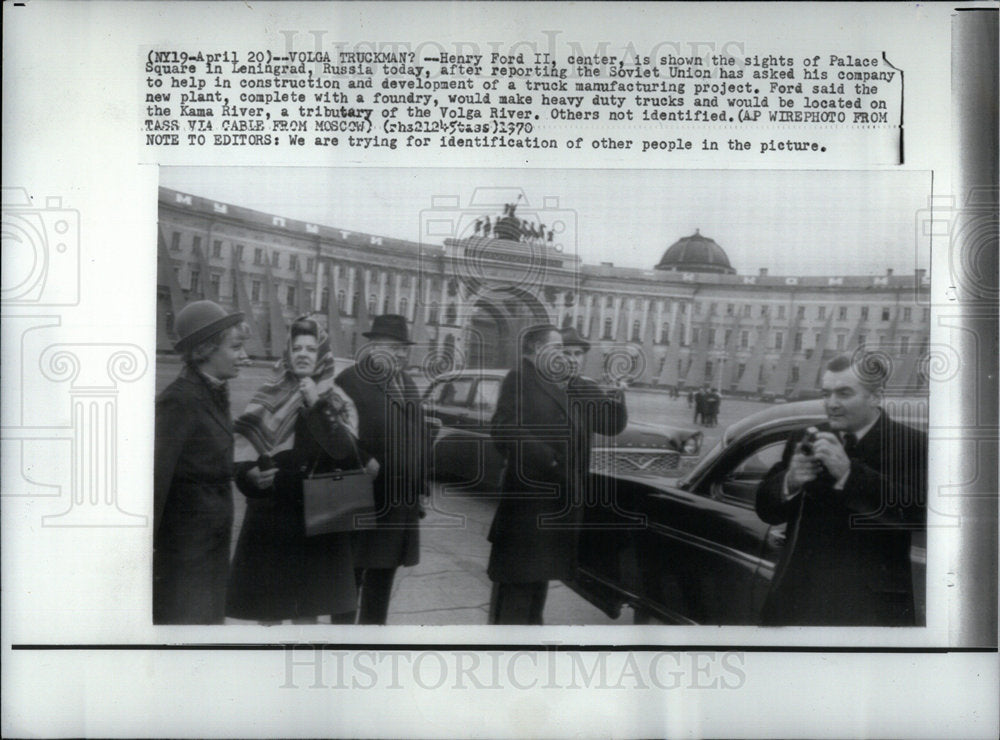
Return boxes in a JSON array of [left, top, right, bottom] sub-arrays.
[[426, 376, 479, 482]]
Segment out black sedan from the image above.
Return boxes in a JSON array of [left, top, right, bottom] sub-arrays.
[[423, 369, 703, 488], [569, 398, 928, 625]]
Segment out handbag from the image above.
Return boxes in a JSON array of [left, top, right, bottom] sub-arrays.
[[302, 429, 375, 536]]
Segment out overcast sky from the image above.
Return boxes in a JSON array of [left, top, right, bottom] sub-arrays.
[[161, 167, 932, 276]]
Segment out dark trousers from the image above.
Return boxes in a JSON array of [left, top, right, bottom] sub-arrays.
[[355, 567, 397, 625], [489, 581, 549, 625]]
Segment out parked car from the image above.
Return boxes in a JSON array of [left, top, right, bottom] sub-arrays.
[[568, 397, 928, 625], [423, 369, 703, 488]]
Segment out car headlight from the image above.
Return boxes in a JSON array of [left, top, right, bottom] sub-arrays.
[[682, 435, 702, 455]]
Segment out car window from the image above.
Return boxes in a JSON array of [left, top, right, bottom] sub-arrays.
[[471, 379, 500, 412], [730, 441, 785, 479], [432, 378, 476, 407]]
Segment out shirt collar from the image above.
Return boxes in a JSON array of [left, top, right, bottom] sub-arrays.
[[198, 369, 226, 389]]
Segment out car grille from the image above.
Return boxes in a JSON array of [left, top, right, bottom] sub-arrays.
[[591, 449, 681, 476]]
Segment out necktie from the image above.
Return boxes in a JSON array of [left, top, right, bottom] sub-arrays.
[[842, 432, 858, 457]]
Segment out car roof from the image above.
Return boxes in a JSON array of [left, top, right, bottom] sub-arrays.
[[722, 399, 826, 445], [425, 368, 509, 382]]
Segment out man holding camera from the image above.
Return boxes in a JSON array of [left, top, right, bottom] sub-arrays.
[[755, 353, 927, 626]]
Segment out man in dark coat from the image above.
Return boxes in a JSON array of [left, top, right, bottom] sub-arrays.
[[487, 324, 628, 624], [154, 300, 247, 624], [336, 314, 431, 624], [755, 353, 927, 626]]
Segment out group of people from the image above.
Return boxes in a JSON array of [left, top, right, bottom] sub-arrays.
[[155, 298, 925, 629], [154, 302, 429, 625], [689, 384, 722, 426]]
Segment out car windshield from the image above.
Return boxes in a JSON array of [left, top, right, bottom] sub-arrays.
[[432, 378, 476, 406], [471, 378, 500, 412], [676, 439, 725, 489]]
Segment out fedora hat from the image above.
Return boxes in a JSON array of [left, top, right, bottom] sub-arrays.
[[559, 326, 590, 353], [173, 300, 244, 351], [362, 314, 414, 344]]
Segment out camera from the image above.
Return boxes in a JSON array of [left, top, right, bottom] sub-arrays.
[[1, 187, 80, 306], [798, 426, 820, 456], [418, 187, 579, 316]]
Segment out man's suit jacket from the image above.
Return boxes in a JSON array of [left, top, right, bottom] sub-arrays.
[[335, 364, 429, 569], [755, 411, 927, 625], [153, 366, 236, 624], [487, 359, 627, 583]]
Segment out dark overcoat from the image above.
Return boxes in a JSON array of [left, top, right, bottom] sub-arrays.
[[226, 398, 362, 620], [153, 366, 235, 624], [487, 360, 628, 583], [755, 411, 927, 626], [335, 365, 430, 569]]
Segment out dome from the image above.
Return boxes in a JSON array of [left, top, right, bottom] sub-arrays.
[[655, 230, 736, 274]]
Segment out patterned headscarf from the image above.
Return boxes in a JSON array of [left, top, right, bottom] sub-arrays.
[[234, 314, 357, 459]]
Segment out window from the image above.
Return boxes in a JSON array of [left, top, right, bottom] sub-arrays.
[[235, 244, 244, 261], [679, 302, 687, 315], [320, 288, 329, 312], [740, 331, 749, 349], [576, 315, 585, 334], [882, 307, 891, 321], [306, 257, 315, 273], [471, 379, 501, 412], [838, 306, 848, 320], [251, 280, 261, 302], [836, 334, 845, 350], [429, 302, 439, 324], [304, 289, 313, 310], [433, 378, 476, 407], [858, 334, 867, 348], [790, 365, 800, 383], [709, 302, 717, 316], [742, 304, 751, 317], [210, 273, 221, 296], [605, 295, 614, 308], [400, 297, 409, 319], [170, 232, 180, 251], [253, 248, 264, 265], [777, 305, 786, 319], [922, 307, 930, 322], [444, 303, 456, 324], [383, 296, 390, 314], [774, 331, 783, 350], [724, 329, 732, 347], [704, 361, 713, 379], [632, 320, 641, 341], [760, 305, 769, 317], [707, 328, 716, 346], [192, 235, 201, 253], [794, 332, 803, 351], [726, 303, 734, 316], [289, 254, 299, 270], [737, 362, 746, 379], [900, 336, 910, 353], [694, 302, 703, 316], [692, 328, 700, 345], [334, 289, 343, 311], [860, 306, 869, 320], [661, 322, 670, 344], [815, 333, 822, 348], [287, 286, 296, 307], [189, 270, 200, 293], [879, 334, 887, 347], [679, 323, 687, 346], [370, 295, 379, 316], [903, 307, 912, 322], [271, 251, 280, 267], [603, 317, 613, 339], [797, 305, 806, 319], [817, 306, 826, 320], [212, 239, 222, 258]]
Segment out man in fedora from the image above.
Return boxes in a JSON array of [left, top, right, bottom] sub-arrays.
[[335, 314, 431, 624], [487, 324, 627, 624], [154, 300, 248, 624]]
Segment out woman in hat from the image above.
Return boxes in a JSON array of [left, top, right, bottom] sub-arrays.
[[154, 300, 249, 624], [227, 315, 374, 624]]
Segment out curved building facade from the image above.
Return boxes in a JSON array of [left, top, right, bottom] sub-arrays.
[[157, 187, 931, 396]]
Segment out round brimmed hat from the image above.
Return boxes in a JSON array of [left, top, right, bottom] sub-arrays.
[[559, 326, 591, 353], [362, 314, 414, 344], [173, 300, 244, 351]]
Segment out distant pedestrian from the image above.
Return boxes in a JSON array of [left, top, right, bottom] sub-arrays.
[[704, 387, 721, 427]]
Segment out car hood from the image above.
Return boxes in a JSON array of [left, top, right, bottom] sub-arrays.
[[595, 418, 699, 448]]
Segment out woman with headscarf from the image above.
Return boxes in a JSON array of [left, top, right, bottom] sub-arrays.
[[226, 315, 374, 624]]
